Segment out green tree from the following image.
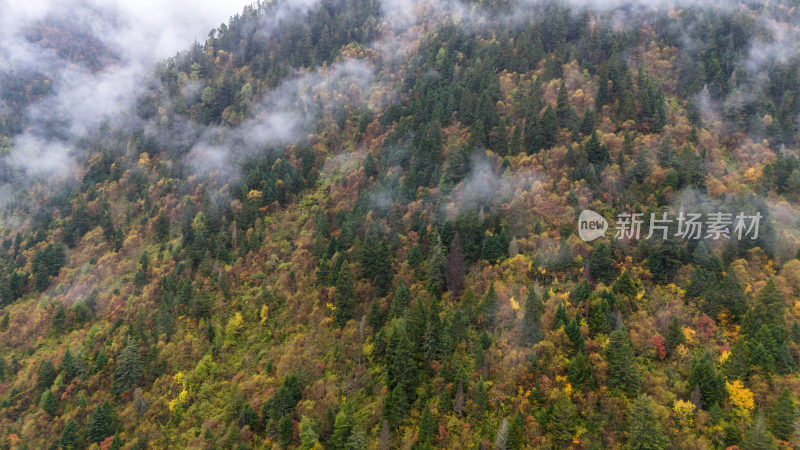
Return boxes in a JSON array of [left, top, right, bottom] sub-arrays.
[[359, 223, 393, 297], [334, 262, 356, 327], [666, 317, 684, 356], [426, 231, 447, 294], [60, 419, 79, 449], [389, 282, 410, 318], [556, 81, 572, 125], [383, 383, 409, 426], [40, 389, 57, 417], [154, 210, 170, 242], [688, 350, 726, 409], [418, 407, 437, 444], [114, 337, 143, 395], [740, 414, 778, 450], [37, 360, 57, 391], [627, 394, 669, 449], [32, 243, 66, 291], [589, 298, 612, 335], [548, 394, 577, 447], [605, 329, 640, 395], [751, 278, 785, 327], [538, 106, 558, 151], [88, 401, 117, 443], [262, 374, 302, 422], [589, 242, 614, 284], [408, 244, 424, 269], [506, 414, 525, 450], [385, 320, 417, 404], [330, 403, 355, 448], [299, 416, 320, 450], [522, 287, 543, 344], [769, 387, 796, 441], [585, 131, 610, 168], [445, 234, 466, 298], [567, 351, 592, 389], [565, 317, 584, 351], [613, 271, 637, 298], [482, 282, 498, 328]]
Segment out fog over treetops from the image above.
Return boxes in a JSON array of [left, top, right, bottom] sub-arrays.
[[0, 0, 800, 448]]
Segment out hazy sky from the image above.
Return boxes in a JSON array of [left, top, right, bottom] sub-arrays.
[[0, 0, 250, 63], [0, 0, 251, 178]]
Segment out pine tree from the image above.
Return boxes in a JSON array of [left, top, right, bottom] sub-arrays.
[[418, 407, 437, 444], [556, 81, 571, 124], [752, 278, 785, 327], [278, 415, 293, 447], [114, 337, 143, 395], [688, 350, 726, 409], [426, 231, 447, 294], [522, 287, 543, 345], [565, 317, 584, 352], [408, 244, 424, 269], [605, 329, 640, 395], [445, 234, 466, 298], [554, 302, 569, 330], [40, 389, 57, 417], [612, 270, 637, 297], [331, 403, 355, 448], [666, 317, 684, 356], [506, 414, 525, 450], [334, 262, 356, 327], [383, 384, 409, 427], [572, 280, 591, 303], [589, 242, 614, 284], [538, 106, 558, 151], [627, 395, 669, 449], [548, 394, 577, 447], [474, 381, 489, 418], [358, 223, 393, 297], [37, 360, 57, 391], [386, 322, 417, 402], [389, 282, 410, 318], [154, 210, 170, 242], [585, 131, 610, 168], [364, 152, 378, 178], [482, 283, 498, 328], [88, 401, 117, 443], [61, 349, 78, 383], [769, 387, 796, 441], [717, 269, 748, 320], [596, 68, 611, 108], [567, 351, 592, 389], [589, 298, 612, 335], [60, 419, 79, 449], [368, 300, 385, 331], [740, 414, 778, 450]]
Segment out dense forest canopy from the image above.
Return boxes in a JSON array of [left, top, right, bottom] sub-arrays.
[[1, 0, 800, 448]]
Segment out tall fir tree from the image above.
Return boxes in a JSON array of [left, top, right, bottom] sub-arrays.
[[522, 287, 543, 345], [334, 262, 356, 327], [769, 387, 796, 441], [605, 328, 640, 395], [114, 337, 143, 395], [627, 395, 669, 449]]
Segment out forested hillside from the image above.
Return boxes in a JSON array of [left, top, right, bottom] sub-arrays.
[[1, 0, 800, 448]]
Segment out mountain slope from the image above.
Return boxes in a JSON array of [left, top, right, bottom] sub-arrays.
[[1, 0, 800, 448]]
